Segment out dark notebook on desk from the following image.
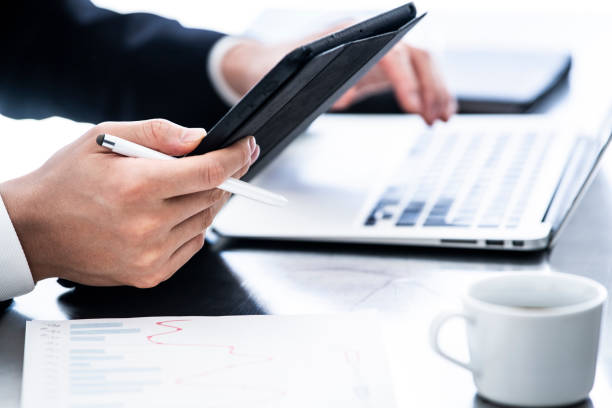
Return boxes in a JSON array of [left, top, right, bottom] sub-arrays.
[[445, 49, 572, 113], [343, 49, 572, 114]]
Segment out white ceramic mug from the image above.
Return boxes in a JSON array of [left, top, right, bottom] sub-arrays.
[[430, 272, 607, 407]]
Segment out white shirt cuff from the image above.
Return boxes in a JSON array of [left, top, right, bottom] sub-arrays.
[[0, 193, 34, 301], [207, 36, 247, 107]]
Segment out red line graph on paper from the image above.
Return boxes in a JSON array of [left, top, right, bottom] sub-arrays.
[[344, 349, 361, 368], [147, 320, 276, 377], [146, 319, 286, 402], [344, 348, 371, 405], [145, 319, 370, 406]]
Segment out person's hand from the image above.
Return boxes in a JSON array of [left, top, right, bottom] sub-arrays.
[[0, 119, 259, 288], [331, 42, 456, 125], [221, 26, 456, 125]]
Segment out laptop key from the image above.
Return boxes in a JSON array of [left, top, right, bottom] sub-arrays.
[[424, 217, 449, 226], [364, 197, 402, 226], [396, 201, 425, 226], [365, 216, 377, 226], [396, 212, 419, 226], [424, 198, 455, 226]]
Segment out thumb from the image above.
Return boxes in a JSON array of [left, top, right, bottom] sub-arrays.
[[93, 119, 206, 156]]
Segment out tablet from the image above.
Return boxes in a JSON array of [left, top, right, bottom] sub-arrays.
[[189, 3, 423, 179]]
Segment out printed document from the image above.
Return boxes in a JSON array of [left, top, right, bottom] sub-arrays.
[[21, 313, 395, 408]]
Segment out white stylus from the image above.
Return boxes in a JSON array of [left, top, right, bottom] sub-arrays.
[[96, 134, 288, 207]]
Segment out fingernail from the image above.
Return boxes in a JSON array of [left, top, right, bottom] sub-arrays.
[[250, 144, 260, 162], [181, 128, 207, 143], [248, 136, 256, 153]]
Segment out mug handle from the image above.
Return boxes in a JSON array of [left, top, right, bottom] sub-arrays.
[[429, 311, 474, 372]]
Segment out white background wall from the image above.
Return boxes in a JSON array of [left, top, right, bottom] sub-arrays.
[[90, 0, 612, 54], [92, 0, 612, 35]]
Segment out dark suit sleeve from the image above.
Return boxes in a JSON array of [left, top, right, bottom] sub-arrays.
[[0, 0, 231, 129], [0, 299, 12, 312]]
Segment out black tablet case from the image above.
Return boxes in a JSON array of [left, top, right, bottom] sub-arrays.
[[189, 3, 423, 179]]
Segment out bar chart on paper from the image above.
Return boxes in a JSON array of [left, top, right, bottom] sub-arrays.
[[21, 313, 396, 408]]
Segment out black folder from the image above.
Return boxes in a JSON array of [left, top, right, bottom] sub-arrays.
[[189, 3, 423, 178]]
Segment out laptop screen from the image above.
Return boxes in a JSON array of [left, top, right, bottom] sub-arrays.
[[547, 108, 612, 246]]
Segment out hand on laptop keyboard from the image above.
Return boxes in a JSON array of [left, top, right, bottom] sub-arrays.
[[220, 24, 457, 125]]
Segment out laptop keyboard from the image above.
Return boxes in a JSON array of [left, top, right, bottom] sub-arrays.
[[364, 129, 553, 229]]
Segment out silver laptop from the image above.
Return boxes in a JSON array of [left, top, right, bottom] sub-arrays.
[[212, 113, 612, 251]]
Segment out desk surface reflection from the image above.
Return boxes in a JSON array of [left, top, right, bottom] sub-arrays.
[[2, 170, 612, 407]]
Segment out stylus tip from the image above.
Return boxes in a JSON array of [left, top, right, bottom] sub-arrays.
[[96, 134, 105, 146]]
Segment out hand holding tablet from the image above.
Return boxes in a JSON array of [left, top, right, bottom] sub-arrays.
[[96, 134, 288, 207], [190, 3, 425, 179]]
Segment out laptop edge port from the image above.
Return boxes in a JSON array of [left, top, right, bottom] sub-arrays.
[[485, 240, 505, 247]]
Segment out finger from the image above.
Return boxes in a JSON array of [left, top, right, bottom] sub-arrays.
[[232, 153, 254, 181], [168, 206, 218, 252], [332, 72, 391, 111], [439, 86, 458, 122], [161, 233, 205, 281], [170, 188, 232, 248], [431, 70, 455, 122], [91, 119, 206, 156], [332, 87, 359, 111], [250, 144, 260, 165], [165, 189, 225, 226], [378, 43, 422, 114], [141, 136, 255, 198], [350, 81, 391, 101], [166, 140, 257, 214], [410, 48, 451, 125], [438, 92, 451, 122], [163, 143, 258, 224], [165, 181, 233, 268], [203, 190, 233, 228], [444, 98, 458, 121], [409, 48, 438, 124]]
